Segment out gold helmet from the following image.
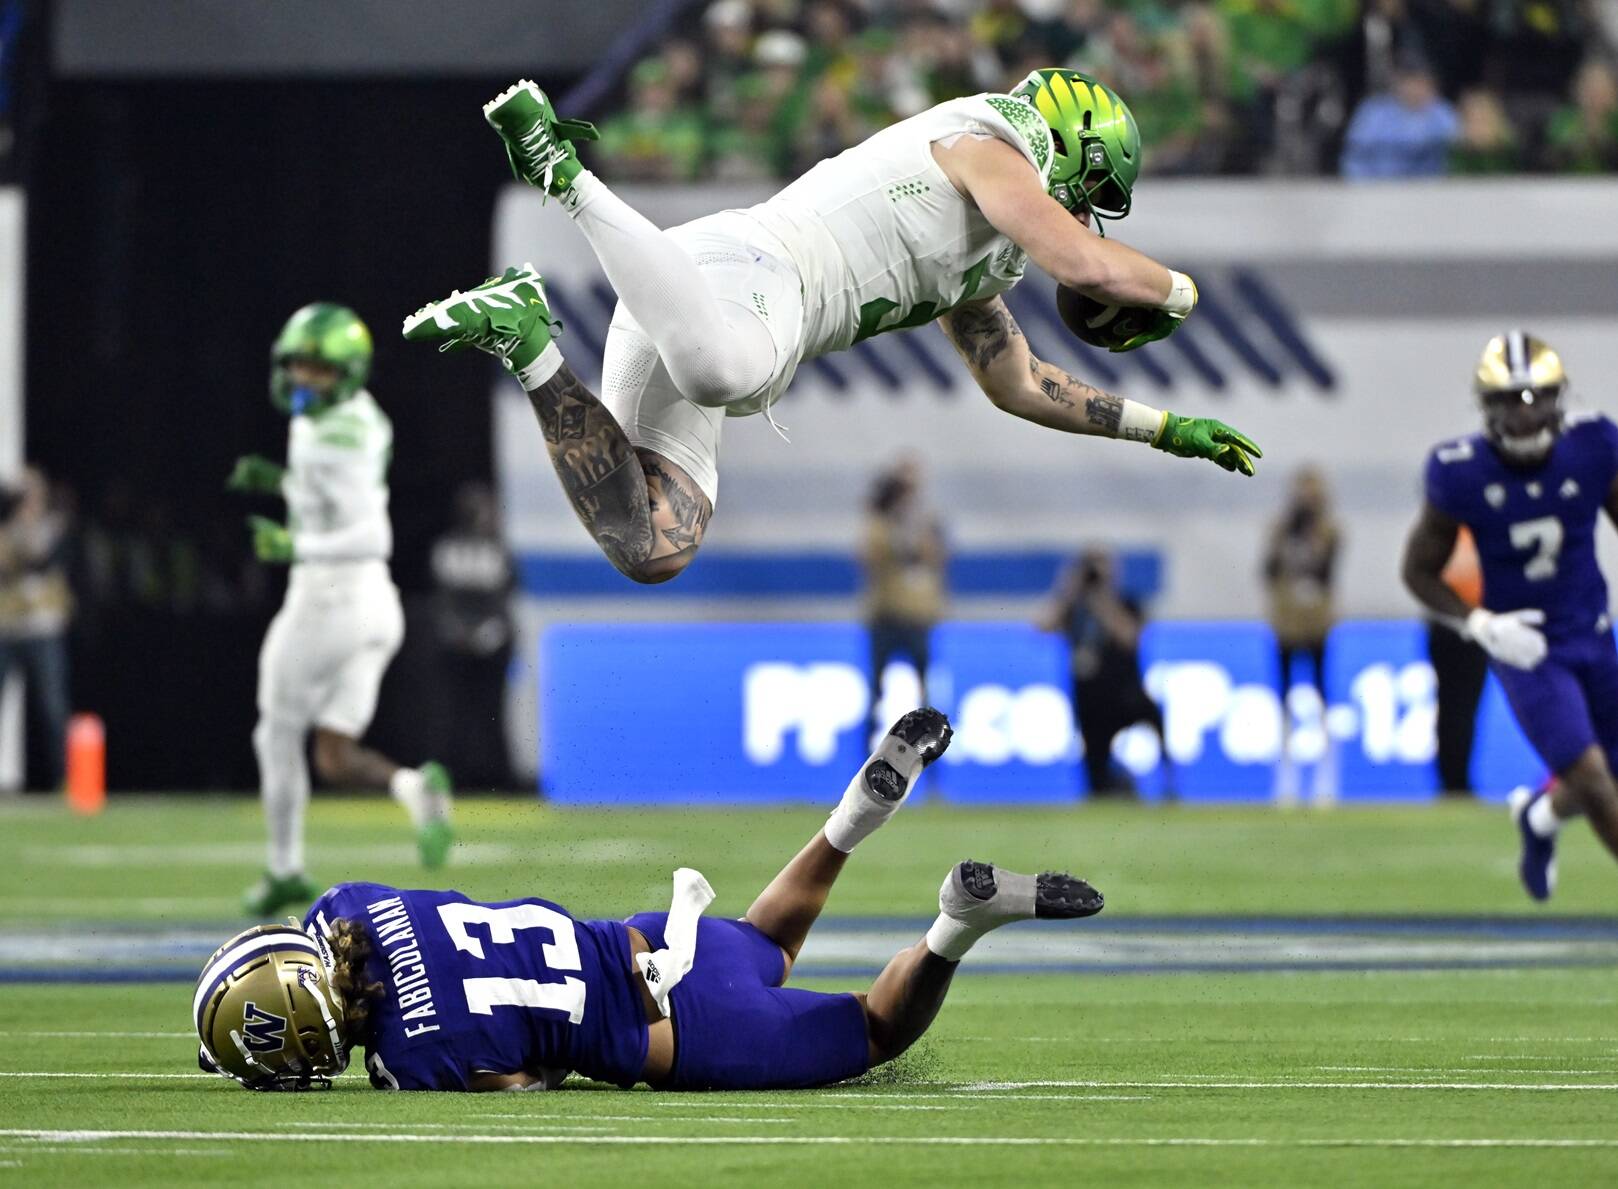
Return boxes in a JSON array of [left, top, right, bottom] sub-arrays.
[[1474, 330, 1568, 464], [194, 922, 350, 1091]]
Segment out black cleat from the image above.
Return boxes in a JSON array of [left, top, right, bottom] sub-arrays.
[[887, 707, 953, 765], [1035, 871, 1105, 919], [938, 860, 1105, 927], [861, 708, 953, 803]]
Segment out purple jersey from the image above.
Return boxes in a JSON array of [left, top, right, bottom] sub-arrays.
[[304, 883, 648, 1091], [1424, 414, 1618, 646]]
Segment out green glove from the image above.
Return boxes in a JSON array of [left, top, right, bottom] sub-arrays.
[[247, 515, 294, 564], [1110, 309, 1184, 353], [227, 455, 285, 495], [1152, 414, 1263, 477]]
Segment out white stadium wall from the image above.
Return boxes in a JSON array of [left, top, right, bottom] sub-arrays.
[[0, 187, 25, 791], [493, 178, 1618, 623]]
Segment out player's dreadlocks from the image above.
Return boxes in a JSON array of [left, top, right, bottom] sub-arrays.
[[327, 918, 385, 1035]]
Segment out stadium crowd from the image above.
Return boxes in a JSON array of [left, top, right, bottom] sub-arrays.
[[594, 0, 1618, 182]]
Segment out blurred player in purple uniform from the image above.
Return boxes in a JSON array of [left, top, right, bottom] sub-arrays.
[[1402, 331, 1618, 900], [193, 709, 1104, 1093]]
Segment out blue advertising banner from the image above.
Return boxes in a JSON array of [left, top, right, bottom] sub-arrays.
[[539, 621, 1544, 804]]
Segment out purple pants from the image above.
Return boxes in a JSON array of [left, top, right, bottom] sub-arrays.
[[1492, 632, 1618, 775]]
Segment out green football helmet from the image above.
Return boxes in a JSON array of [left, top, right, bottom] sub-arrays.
[[1013, 68, 1141, 226], [270, 302, 373, 414], [195, 921, 350, 1091]]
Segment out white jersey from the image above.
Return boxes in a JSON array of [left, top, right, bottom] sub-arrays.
[[281, 390, 394, 568], [738, 93, 1054, 361]]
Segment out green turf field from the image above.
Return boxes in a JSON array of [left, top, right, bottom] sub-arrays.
[[2, 796, 1616, 1186]]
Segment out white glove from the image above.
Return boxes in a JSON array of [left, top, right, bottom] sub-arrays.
[[1466, 607, 1548, 670]]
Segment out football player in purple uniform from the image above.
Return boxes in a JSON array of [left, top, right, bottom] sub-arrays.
[[1402, 331, 1618, 900], [194, 709, 1104, 1092]]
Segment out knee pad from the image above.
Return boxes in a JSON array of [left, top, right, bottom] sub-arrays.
[[668, 312, 777, 410]]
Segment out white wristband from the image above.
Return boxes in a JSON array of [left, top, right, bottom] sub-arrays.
[[515, 341, 564, 390], [1162, 270, 1197, 317], [1119, 399, 1167, 444]]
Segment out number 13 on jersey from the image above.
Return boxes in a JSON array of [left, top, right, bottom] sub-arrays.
[[437, 902, 587, 1023]]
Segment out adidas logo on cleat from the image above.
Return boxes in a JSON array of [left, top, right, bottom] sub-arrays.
[[863, 759, 908, 802]]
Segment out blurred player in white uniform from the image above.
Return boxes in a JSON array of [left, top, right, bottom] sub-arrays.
[[405, 70, 1260, 584], [230, 303, 453, 916]]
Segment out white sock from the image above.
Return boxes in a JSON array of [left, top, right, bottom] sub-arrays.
[[516, 340, 564, 390], [822, 732, 937, 853], [563, 170, 773, 405], [253, 719, 309, 879], [1527, 791, 1561, 837], [923, 915, 980, 962], [389, 768, 431, 829]]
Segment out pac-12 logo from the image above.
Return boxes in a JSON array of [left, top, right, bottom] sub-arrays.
[[240, 1002, 288, 1052]]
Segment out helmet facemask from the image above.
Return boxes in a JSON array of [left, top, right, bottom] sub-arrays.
[[1049, 137, 1134, 227], [1015, 69, 1140, 236]]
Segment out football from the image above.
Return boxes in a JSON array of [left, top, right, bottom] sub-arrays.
[[1055, 283, 1160, 350]]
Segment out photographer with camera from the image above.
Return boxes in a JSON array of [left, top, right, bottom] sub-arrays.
[[0, 466, 73, 790], [1040, 547, 1170, 799]]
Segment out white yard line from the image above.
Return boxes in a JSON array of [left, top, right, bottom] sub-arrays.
[[0, 1031, 192, 1039], [954, 1079, 1618, 1092], [817, 1092, 1154, 1102], [282, 1121, 619, 1133], [288, 1117, 792, 1128], [476, 1114, 795, 1124], [1317, 1066, 1616, 1075], [1461, 1054, 1618, 1062], [0, 1072, 214, 1080], [7, 1129, 1618, 1150], [5, 1070, 1616, 1091], [645, 1101, 951, 1111], [954, 1035, 1618, 1044], [944, 1100, 1158, 1106], [0, 1145, 226, 1157]]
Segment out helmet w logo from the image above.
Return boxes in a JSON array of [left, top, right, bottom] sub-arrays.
[[240, 1002, 288, 1053]]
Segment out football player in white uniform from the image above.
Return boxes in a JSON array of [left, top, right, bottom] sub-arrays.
[[405, 69, 1260, 584], [231, 304, 454, 916]]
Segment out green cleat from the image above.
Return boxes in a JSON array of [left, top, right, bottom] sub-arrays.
[[242, 871, 319, 917], [483, 79, 599, 199], [401, 265, 557, 375], [417, 761, 454, 869]]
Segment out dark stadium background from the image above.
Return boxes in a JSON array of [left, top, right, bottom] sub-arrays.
[[7, 5, 626, 787]]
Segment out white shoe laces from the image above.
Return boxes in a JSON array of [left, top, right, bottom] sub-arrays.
[[516, 122, 567, 191]]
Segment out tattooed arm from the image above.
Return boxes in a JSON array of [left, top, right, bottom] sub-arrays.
[[939, 296, 1263, 475], [527, 362, 712, 583], [937, 297, 1150, 439]]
